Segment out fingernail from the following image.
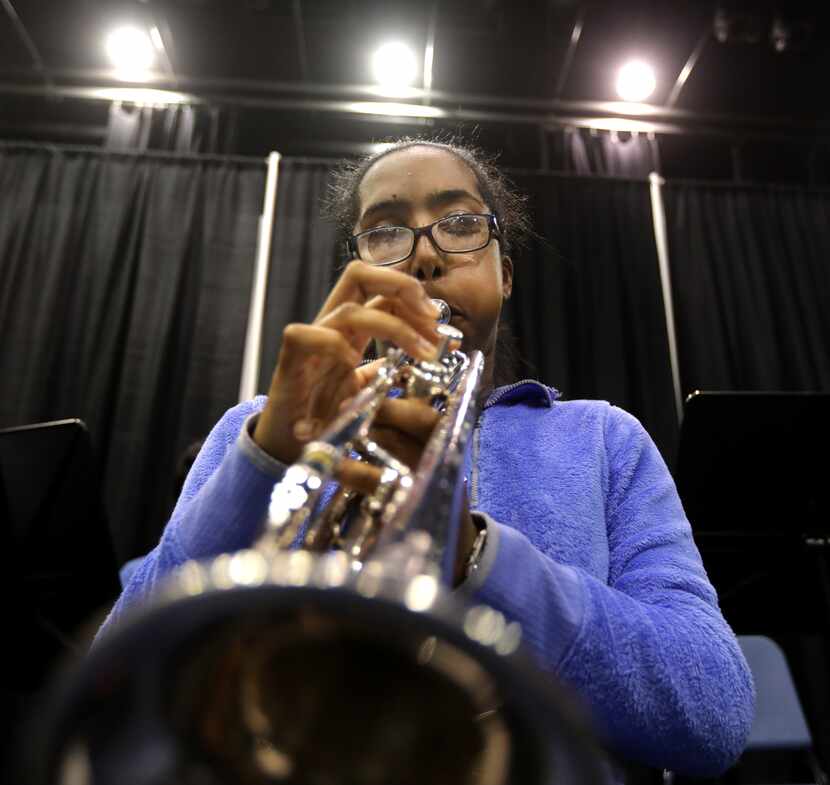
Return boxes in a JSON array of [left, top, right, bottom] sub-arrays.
[[294, 420, 314, 441]]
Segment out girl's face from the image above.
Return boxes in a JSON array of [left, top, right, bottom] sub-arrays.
[[355, 146, 513, 371]]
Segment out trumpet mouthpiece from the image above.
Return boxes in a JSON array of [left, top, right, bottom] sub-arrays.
[[431, 298, 451, 325]]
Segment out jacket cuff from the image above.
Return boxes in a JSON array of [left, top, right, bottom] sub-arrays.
[[238, 412, 291, 479], [461, 511, 501, 593]]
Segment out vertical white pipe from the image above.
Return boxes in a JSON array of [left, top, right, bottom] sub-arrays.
[[239, 151, 281, 403], [649, 171, 684, 426]]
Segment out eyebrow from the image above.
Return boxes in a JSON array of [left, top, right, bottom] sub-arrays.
[[360, 188, 485, 226]]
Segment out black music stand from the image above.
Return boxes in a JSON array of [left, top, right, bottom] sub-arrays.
[[676, 391, 830, 632], [0, 418, 121, 688]]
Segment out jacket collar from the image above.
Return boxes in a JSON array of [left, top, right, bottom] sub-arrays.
[[385, 373, 559, 409], [483, 379, 561, 409]]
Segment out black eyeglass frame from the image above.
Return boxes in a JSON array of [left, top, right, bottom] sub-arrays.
[[346, 213, 502, 267]]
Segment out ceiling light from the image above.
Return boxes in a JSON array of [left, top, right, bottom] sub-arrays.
[[371, 42, 418, 91], [615, 60, 656, 103], [105, 26, 155, 79]]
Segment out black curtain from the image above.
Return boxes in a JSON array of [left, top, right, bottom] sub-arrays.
[[0, 143, 266, 562], [509, 172, 679, 463], [663, 181, 830, 395], [105, 102, 222, 154], [257, 158, 340, 392]]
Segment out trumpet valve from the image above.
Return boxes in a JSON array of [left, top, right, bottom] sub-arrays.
[[434, 324, 463, 360], [402, 324, 464, 400]]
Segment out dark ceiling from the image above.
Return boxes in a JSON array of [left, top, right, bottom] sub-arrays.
[[1, 0, 828, 180]]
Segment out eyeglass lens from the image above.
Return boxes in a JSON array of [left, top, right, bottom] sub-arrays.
[[358, 214, 490, 265]]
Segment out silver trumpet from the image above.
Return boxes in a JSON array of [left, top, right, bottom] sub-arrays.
[[31, 300, 608, 785], [257, 300, 472, 580]]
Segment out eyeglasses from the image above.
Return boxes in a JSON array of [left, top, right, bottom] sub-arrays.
[[347, 213, 501, 267]]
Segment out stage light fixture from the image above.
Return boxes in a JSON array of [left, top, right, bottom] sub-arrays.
[[615, 60, 656, 103], [105, 26, 155, 79], [371, 42, 418, 91]]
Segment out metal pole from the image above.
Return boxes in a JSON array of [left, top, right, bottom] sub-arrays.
[[554, 6, 585, 99], [648, 172, 684, 426], [1, 65, 817, 133], [239, 151, 281, 402], [666, 28, 710, 108], [4, 80, 823, 143], [423, 1, 438, 96]]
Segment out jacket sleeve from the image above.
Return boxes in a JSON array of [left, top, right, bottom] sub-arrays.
[[95, 399, 284, 639], [465, 406, 755, 776]]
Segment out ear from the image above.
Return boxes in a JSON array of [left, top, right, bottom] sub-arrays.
[[501, 255, 513, 300]]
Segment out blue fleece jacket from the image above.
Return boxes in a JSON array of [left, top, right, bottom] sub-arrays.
[[98, 380, 754, 777]]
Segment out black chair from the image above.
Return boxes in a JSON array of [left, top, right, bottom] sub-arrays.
[[663, 635, 827, 785]]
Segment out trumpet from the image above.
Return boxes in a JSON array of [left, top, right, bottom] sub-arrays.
[[31, 300, 607, 785], [258, 299, 472, 578]]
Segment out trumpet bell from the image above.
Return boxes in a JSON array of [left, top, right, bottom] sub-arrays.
[[32, 551, 607, 785]]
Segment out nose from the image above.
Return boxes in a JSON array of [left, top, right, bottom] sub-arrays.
[[408, 231, 445, 281]]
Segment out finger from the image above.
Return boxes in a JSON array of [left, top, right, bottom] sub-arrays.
[[374, 398, 440, 444], [319, 303, 438, 362], [276, 323, 363, 376], [363, 295, 442, 343], [335, 459, 381, 495], [320, 261, 440, 321], [300, 359, 362, 441], [367, 426, 424, 470]]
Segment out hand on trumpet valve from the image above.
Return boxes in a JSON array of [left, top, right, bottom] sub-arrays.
[[253, 262, 477, 584], [253, 262, 441, 465]]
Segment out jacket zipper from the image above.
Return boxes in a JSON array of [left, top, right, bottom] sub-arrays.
[[470, 416, 481, 508]]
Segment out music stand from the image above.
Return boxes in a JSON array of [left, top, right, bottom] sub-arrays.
[[676, 391, 830, 632], [0, 418, 121, 688]]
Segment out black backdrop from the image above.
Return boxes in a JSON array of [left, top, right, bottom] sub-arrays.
[[0, 143, 265, 562], [664, 181, 830, 394]]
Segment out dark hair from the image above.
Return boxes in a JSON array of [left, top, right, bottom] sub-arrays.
[[323, 134, 533, 257], [324, 134, 533, 389]]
